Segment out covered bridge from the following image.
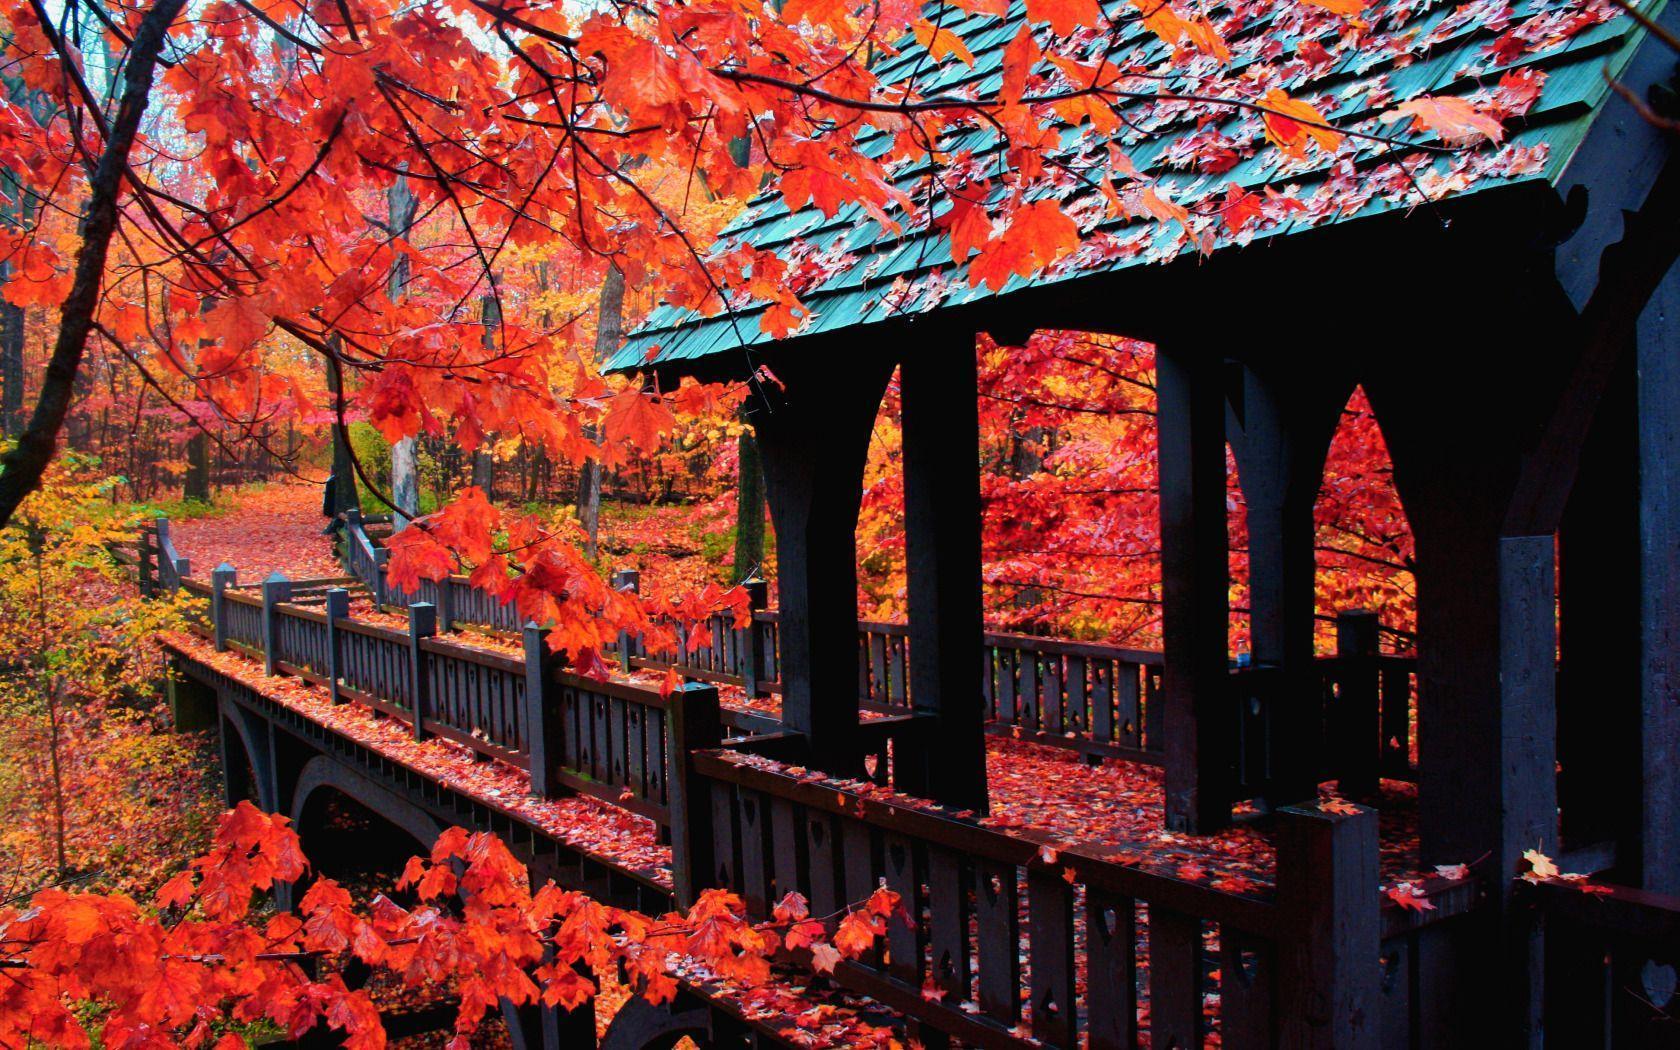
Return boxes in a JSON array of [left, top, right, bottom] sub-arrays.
[[606, 0, 1680, 1040]]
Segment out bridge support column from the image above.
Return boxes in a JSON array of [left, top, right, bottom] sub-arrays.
[[898, 330, 987, 812], [1156, 346, 1232, 833], [749, 351, 896, 776]]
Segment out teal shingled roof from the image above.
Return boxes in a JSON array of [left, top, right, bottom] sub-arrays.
[[609, 0, 1663, 373]]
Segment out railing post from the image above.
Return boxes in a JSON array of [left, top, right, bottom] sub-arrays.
[[211, 564, 236, 652], [667, 681, 722, 908], [408, 602, 436, 741], [138, 522, 156, 597], [524, 622, 562, 798], [154, 517, 173, 591], [373, 546, 391, 608], [325, 587, 349, 705], [342, 507, 361, 572], [612, 569, 640, 673], [741, 577, 769, 697], [1333, 610, 1381, 799], [435, 578, 456, 634], [1275, 803, 1381, 1050], [260, 572, 292, 676]]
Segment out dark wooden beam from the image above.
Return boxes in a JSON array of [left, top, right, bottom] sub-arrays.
[[1225, 365, 1349, 806], [899, 330, 988, 812], [1556, 356, 1640, 856], [1156, 346, 1232, 833], [1636, 256, 1680, 896], [749, 353, 896, 776]]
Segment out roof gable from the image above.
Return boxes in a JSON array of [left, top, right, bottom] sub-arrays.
[[611, 0, 1658, 372]]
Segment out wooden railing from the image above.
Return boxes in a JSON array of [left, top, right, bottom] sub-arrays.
[[137, 517, 190, 597], [154, 553, 726, 850], [333, 520, 1420, 785], [341, 510, 524, 632], [1533, 878, 1680, 1045], [680, 747, 1383, 1048]]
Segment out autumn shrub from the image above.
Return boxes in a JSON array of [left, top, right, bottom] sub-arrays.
[[0, 455, 220, 898]]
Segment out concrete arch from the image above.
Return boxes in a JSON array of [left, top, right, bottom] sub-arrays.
[[287, 755, 444, 852], [219, 695, 277, 813]]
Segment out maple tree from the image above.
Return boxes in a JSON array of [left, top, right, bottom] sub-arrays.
[[0, 801, 906, 1049], [0, 454, 216, 897], [0, 0, 1586, 656]]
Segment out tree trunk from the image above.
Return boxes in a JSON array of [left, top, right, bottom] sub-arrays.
[[733, 427, 766, 582], [0, 0, 188, 529], [184, 431, 210, 501], [325, 339, 362, 520], [387, 176, 421, 529], [578, 265, 625, 560], [0, 293, 23, 437]]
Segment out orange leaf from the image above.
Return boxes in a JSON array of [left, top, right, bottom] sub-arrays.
[[1258, 88, 1343, 159], [1380, 96, 1506, 144], [913, 20, 975, 66]]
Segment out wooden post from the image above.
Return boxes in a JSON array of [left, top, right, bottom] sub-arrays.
[[1226, 367, 1342, 807], [1556, 363, 1640, 856], [751, 353, 895, 776], [373, 545, 391, 608], [211, 564, 236, 652], [899, 333, 988, 812], [1275, 802, 1381, 1050], [260, 572, 292, 676], [155, 517, 174, 590], [667, 682, 723, 907], [612, 569, 639, 673], [1334, 610, 1380, 799], [138, 522, 156, 597], [1637, 259, 1680, 894], [324, 587, 349, 705], [435, 577, 456, 633], [1156, 346, 1232, 833], [741, 578, 769, 698], [524, 622, 562, 798], [408, 602, 437, 741]]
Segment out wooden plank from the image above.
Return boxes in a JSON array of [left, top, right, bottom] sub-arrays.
[[1019, 650, 1039, 734], [806, 810, 841, 916], [1116, 662, 1140, 749], [1148, 907, 1203, 1050], [1028, 866, 1077, 1048], [841, 817, 880, 966], [1066, 656, 1087, 737], [738, 789, 771, 918], [1085, 889, 1137, 1050], [1220, 929, 1275, 1050], [1041, 655, 1063, 736], [926, 845, 970, 1002], [973, 860, 1020, 1026], [710, 782, 739, 891], [882, 831, 922, 985], [768, 796, 803, 907]]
